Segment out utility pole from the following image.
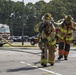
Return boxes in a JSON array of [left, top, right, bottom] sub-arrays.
[[22, 0, 24, 45], [10, 12, 15, 37]]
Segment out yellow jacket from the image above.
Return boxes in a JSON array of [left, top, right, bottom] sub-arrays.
[[34, 21, 56, 45], [57, 21, 76, 41]]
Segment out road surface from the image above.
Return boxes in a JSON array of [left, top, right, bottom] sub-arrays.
[[0, 46, 76, 75]]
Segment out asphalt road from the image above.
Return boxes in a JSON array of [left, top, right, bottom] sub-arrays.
[[0, 46, 76, 75]]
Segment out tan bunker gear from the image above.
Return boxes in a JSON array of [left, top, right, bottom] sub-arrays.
[[34, 13, 56, 66]]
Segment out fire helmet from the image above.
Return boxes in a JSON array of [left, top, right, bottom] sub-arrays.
[[64, 15, 73, 21], [42, 13, 52, 21]]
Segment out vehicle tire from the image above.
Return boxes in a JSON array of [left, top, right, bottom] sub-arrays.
[[31, 41, 35, 45], [73, 42, 76, 45], [0, 44, 3, 47], [72, 40, 76, 45]]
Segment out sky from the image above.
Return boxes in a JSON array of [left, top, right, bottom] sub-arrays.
[[11, 0, 51, 4]]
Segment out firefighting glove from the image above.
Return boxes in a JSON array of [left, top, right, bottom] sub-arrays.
[[42, 38, 48, 43]]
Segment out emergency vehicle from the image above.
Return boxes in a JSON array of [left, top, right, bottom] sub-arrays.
[[0, 24, 11, 47]]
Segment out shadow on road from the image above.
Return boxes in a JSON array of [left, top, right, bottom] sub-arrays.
[[6, 65, 49, 72], [7, 67, 37, 72], [0, 48, 41, 55]]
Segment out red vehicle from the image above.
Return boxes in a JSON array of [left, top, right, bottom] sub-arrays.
[[0, 24, 11, 47], [30, 36, 38, 45]]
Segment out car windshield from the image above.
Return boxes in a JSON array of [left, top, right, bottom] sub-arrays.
[[0, 26, 10, 33]]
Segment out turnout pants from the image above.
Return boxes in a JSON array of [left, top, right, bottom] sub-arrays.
[[58, 38, 71, 59], [39, 42, 56, 65]]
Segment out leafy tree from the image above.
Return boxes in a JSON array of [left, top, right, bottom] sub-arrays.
[[0, 0, 76, 36]]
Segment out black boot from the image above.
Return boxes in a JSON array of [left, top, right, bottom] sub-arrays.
[[41, 63, 47, 67], [64, 56, 68, 60], [58, 55, 63, 60], [50, 63, 54, 66]]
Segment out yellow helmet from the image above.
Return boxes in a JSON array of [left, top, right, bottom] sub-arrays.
[[43, 13, 52, 21], [65, 15, 73, 21]]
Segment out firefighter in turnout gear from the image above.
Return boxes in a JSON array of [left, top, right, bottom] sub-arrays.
[[57, 15, 76, 60], [34, 13, 56, 67]]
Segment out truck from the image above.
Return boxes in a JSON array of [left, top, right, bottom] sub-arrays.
[[0, 24, 11, 47]]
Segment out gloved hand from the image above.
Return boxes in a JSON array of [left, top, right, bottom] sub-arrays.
[[42, 38, 47, 43]]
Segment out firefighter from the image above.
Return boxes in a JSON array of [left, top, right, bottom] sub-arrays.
[[34, 13, 56, 67], [57, 15, 76, 60]]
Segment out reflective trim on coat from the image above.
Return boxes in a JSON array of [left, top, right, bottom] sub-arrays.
[[60, 28, 73, 34], [49, 40, 56, 45]]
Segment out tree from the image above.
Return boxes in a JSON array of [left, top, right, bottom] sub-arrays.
[[0, 0, 76, 36]]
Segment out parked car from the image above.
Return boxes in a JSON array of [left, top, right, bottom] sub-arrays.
[[29, 35, 39, 45], [11, 36, 21, 42], [21, 35, 30, 42]]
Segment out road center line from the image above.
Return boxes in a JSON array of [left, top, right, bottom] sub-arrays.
[[20, 61, 62, 75]]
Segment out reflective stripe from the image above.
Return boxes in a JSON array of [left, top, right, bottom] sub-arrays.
[[49, 40, 56, 45], [57, 34, 64, 39], [64, 51, 69, 56], [59, 50, 64, 55], [51, 32, 55, 34], [47, 36, 51, 41], [40, 59, 47, 63], [60, 28, 73, 33], [48, 60, 55, 63], [39, 39, 41, 42], [66, 37, 73, 41], [51, 40, 56, 45], [57, 34, 73, 41]]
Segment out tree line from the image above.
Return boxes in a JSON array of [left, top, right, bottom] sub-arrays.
[[0, 0, 76, 36]]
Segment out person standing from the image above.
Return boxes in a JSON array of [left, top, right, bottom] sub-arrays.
[[57, 15, 76, 60], [34, 13, 56, 67]]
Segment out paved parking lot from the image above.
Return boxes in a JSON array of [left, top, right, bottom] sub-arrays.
[[0, 46, 76, 75]]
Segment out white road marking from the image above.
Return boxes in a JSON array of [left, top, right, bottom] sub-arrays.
[[20, 61, 62, 75], [20, 61, 25, 64]]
